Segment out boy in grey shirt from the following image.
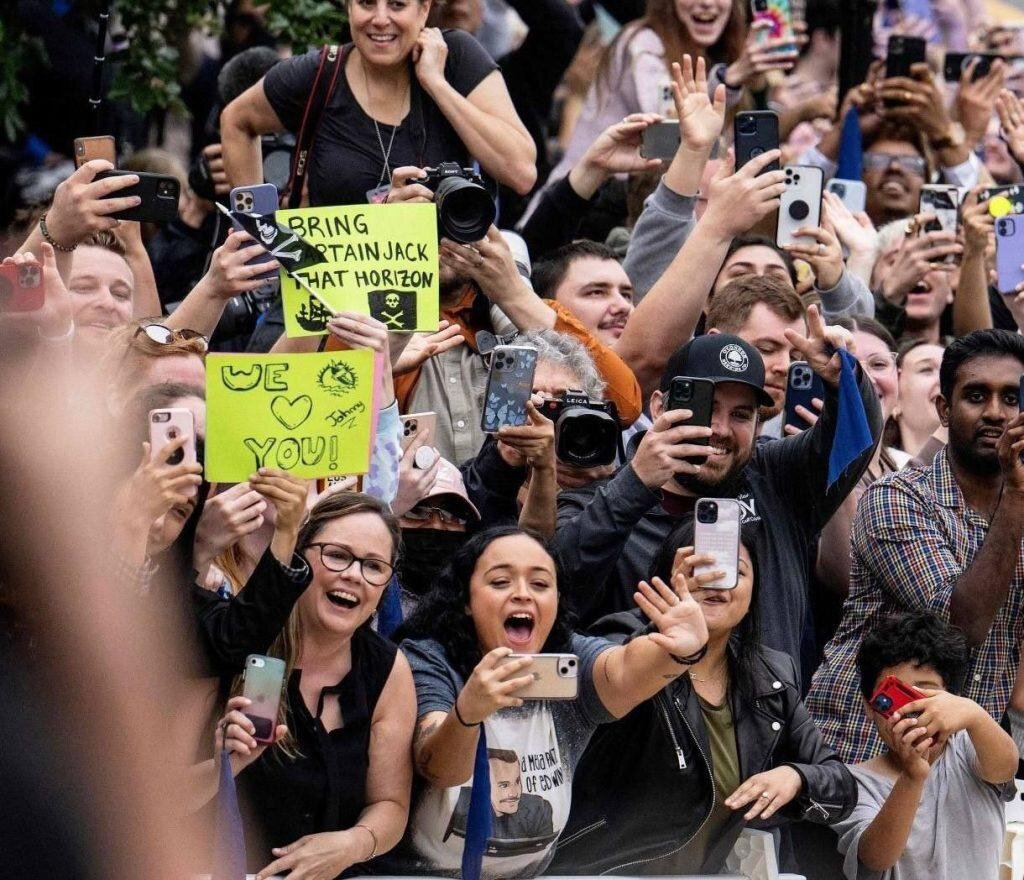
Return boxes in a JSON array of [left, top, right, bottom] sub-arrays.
[[833, 612, 1018, 880]]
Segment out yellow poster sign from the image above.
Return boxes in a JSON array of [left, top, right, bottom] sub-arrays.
[[205, 350, 376, 482], [278, 203, 440, 337]]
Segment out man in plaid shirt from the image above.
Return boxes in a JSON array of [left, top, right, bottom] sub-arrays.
[[808, 330, 1024, 762]]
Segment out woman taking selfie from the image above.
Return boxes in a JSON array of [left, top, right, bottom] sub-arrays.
[[387, 525, 712, 878], [553, 519, 855, 875], [206, 492, 416, 880], [220, 0, 536, 205]]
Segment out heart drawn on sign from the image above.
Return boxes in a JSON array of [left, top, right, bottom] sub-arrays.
[[270, 395, 313, 430]]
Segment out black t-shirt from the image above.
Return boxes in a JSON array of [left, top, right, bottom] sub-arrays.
[[263, 30, 497, 206]]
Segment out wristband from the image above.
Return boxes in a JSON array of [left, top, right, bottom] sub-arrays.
[[353, 823, 378, 860], [453, 698, 480, 727], [39, 214, 77, 253], [669, 644, 708, 665]]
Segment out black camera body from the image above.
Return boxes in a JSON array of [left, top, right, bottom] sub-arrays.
[[538, 390, 621, 468], [416, 162, 496, 244]]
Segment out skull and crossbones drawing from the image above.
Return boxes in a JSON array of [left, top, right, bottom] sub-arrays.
[[380, 292, 405, 328]]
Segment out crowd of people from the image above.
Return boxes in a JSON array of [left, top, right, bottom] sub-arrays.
[[7, 0, 1024, 878]]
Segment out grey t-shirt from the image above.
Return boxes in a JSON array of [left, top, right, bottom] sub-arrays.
[[833, 731, 1015, 880], [397, 634, 614, 878]]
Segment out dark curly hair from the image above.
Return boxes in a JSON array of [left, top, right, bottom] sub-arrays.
[[650, 517, 763, 711], [397, 526, 577, 680], [857, 611, 968, 701]]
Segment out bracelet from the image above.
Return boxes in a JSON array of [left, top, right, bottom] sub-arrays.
[[669, 644, 708, 666], [453, 697, 480, 728], [353, 823, 378, 860], [39, 214, 77, 253]]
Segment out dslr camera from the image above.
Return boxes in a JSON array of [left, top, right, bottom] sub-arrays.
[[416, 162, 496, 244], [538, 390, 621, 468]]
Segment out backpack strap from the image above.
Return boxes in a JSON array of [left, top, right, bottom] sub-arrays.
[[282, 43, 349, 209]]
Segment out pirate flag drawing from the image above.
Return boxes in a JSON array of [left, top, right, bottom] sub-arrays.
[[367, 289, 417, 330], [220, 205, 327, 273]]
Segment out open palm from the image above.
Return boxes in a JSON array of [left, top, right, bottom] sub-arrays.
[[672, 55, 726, 152], [635, 575, 709, 659]]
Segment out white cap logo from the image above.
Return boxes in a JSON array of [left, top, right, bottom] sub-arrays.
[[720, 344, 748, 373]]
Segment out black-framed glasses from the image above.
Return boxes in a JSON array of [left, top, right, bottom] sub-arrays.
[[863, 153, 927, 177], [133, 322, 209, 353], [305, 542, 394, 586], [403, 505, 468, 527]]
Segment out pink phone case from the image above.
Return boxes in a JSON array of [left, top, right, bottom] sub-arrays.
[[149, 408, 196, 466]]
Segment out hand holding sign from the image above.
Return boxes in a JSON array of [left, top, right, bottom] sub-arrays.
[[251, 467, 309, 563], [327, 311, 396, 406], [206, 351, 376, 482]]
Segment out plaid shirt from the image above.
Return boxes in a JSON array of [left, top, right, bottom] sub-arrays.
[[806, 447, 1024, 763]]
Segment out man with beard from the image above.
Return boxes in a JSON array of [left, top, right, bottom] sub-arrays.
[[553, 315, 882, 676], [808, 329, 1024, 762]]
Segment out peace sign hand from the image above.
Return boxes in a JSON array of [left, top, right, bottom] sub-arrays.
[[783, 303, 848, 389], [634, 573, 709, 660]]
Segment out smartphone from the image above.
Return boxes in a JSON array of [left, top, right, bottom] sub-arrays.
[[497, 654, 579, 700], [481, 345, 539, 433], [230, 183, 280, 293], [943, 51, 1001, 82], [869, 675, 925, 719], [640, 121, 681, 160], [401, 411, 438, 452], [777, 165, 823, 248], [918, 184, 960, 246], [0, 260, 44, 312], [751, 0, 796, 48], [886, 34, 927, 81], [93, 170, 180, 223], [665, 376, 715, 441], [996, 215, 1024, 294], [242, 654, 286, 742], [73, 135, 116, 168], [149, 408, 197, 466], [734, 111, 780, 174], [982, 185, 1024, 218], [826, 178, 866, 214], [694, 498, 740, 589], [784, 361, 825, 431]]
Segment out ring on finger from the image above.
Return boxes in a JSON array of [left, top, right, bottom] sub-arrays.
[[760, 791, 773, 800], [817, 242, 827, 255]]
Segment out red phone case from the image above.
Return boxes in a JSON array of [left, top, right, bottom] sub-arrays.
[[0, 261, 44, 312], [869, 675, 925, 719]]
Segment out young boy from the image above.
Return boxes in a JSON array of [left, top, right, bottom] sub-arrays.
[[833, 611, 1018, 880]]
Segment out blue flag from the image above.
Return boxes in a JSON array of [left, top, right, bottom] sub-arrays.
[[828, 349, 873, 488], [835, 106, 863, 182], [461, 730, 492, 880], [213, 747, 247, 880]]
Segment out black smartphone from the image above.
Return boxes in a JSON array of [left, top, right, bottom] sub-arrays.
[[665, 377, 715, 459], [943, 51, 1001, 82], [784, 361, 825, 432], [1019, 375, 1024, 413], [93, 170, 180, 224], [886, 34, 927, 80], [734, 111, 780, 174]]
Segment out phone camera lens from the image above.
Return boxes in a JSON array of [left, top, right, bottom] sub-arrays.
[[872, 694, 893, 712], [568, 658, 576, 666], [832, 183, 846, 198], [738, 117, 756, 135]]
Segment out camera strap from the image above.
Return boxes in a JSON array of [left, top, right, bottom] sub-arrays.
[[283, 43, 350, 209]]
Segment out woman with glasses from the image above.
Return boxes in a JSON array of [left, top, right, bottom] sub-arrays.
[[210, 491, 416, 880]]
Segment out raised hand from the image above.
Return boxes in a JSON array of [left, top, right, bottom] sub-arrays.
[[783, 303, 849, 388], [439, 227, 523, 306], [575, 113, 664, 182], [701, 149, 787, 240], [782, 215, 845, 290], [634, 571, 708, 660], [391, 431, 441, 517], [671, 55, 726, 153], [42, 160, 141, 246], [822, 191, 878, 260], [997, 89, 1024, 165], [956, 58, 1005, 145], [392, 320, 465, 375], [413, 27, 448, 90]]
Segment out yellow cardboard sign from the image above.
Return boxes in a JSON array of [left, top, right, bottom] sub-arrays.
[[205, 350, 376, 482], [278, 203, 440, 337]]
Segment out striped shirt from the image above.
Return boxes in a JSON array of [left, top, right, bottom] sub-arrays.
[[807, 447, 1024, 763]]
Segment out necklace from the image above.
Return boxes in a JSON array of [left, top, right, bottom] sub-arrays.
[[360, 55, 406, 189], [689, 659, 728, 683]]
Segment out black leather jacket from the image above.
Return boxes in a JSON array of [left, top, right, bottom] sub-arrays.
[[551, 611, 856, 876]]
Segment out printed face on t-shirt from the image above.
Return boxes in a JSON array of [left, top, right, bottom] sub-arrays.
[[490, 755, 523, 815]]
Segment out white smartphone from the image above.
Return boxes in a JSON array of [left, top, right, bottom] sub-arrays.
[[496, 653, 579, 700], [777, 165, 823, 248], [149, 408, 196, 466], [693, 498, 741, 589], [919, 184, 960, 235], [826, 178, 866, 214]]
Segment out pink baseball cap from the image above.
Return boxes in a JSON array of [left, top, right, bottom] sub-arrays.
[[418, 456, 481, 522]]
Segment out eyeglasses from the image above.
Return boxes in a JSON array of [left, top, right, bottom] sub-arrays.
[[859, 352, 898, 376], [863, 153, 927, 177], [305, 542, 395, 586], [403, 505, 468, 527], [133, 323, 209, 353]]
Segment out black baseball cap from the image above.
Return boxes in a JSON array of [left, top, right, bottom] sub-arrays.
[[659, 333, 774, 408]]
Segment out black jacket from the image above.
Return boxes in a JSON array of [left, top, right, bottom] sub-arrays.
[[550, 611, 856, 876]]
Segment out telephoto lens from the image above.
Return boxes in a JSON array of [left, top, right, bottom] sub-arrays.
[[419, 163, 496, 244]]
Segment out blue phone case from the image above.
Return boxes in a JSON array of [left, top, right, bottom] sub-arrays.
[[996, 215, 1024, 294], [785, 361, 825, 431], [230, 183, 279, 291]]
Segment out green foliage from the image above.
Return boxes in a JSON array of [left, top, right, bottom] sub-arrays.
[[0, 20, 47, 144], [266, 0, 350, 54]]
